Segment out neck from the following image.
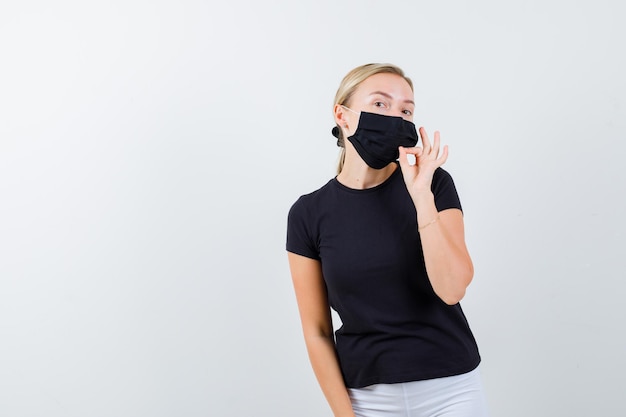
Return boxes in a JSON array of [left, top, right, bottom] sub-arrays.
[[337, 150, 397, 189]]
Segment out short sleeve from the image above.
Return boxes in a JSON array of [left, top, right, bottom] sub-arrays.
[[431, 168, 463, 212], [286, 196, 321, 260]]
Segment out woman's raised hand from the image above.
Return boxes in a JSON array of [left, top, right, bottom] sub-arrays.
[[398, 127, 448, 198]]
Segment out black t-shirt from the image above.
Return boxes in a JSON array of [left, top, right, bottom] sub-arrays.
[[286, 165, 481, 388]]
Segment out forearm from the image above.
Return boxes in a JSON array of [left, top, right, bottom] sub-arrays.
[[412, 191, 474, 305], [304, 334, 355, 417]]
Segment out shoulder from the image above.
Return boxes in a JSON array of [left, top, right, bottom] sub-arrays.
[[288, 179, 335, 217], [432, 167, 458, 191], [432, 167, 463, 212], [433, 167, 454, 182], [287, 180, 335, 260]]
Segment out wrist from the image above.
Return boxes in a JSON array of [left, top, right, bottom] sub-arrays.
[[418, 214, 440, 232], [410, 189, 434, 205]]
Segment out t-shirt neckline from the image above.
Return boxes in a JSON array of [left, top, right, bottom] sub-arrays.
[[332, 163, 400, 194]]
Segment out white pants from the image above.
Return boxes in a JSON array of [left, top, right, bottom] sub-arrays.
[[348, 367, 490, 417]]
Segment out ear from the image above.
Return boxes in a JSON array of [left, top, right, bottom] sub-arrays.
[[333, 103, 349, 128]]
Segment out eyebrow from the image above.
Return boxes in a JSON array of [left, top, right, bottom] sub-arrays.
[[369, 91, 415, 105]]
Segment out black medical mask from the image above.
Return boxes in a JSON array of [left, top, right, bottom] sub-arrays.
[[340, 108, 419, 169]]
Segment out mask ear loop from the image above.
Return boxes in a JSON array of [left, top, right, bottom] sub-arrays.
[[341, 105, 359, 115], [340, 105, 359, 129]]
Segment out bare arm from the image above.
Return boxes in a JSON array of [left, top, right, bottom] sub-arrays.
[[398, 128, 474, 305], [287, 252, 355, 417], [412, 202, 473, 305]]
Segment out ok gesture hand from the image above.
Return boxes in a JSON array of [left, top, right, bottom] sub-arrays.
[[398, 127, 449, 198]]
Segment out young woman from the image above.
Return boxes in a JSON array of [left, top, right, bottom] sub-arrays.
[[286, 63, 489, 417]]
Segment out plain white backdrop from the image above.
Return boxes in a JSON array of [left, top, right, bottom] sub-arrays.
[[1, 1, 625, 416]]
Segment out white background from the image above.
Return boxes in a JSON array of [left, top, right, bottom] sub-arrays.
[[1, 1, 625, 416]]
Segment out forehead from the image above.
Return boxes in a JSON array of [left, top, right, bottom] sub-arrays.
[[354, 73, 414, 100]]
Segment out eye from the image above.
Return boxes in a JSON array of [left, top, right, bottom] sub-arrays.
[[402, 109, 413, 116], [373, 101, 388, 108]]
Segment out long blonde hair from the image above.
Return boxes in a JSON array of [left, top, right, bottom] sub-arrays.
[[333, 63, 413, 174]]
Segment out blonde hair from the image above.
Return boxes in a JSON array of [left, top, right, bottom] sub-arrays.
[[333, 63, 413, 174]]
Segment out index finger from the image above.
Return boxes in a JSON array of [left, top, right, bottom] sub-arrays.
[[419, 126, 431, 149]]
